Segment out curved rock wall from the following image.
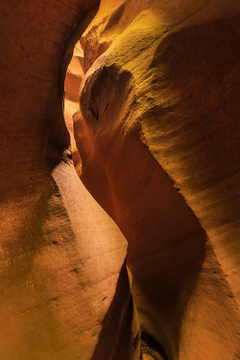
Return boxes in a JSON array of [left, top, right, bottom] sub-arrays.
[[72, 0, 240, 359], [2, 0, 240, 359], [0, 1, 140, 359]]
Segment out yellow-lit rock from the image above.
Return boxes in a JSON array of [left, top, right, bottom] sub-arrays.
[[1, 0, 240, 358], [0, 1, 140, 359], [73, 0, 240, 358]]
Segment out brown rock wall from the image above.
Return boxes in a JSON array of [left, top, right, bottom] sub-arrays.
[[75, 0, 240, 358], [0, 1, 140, 359], [2, 0, 240, 358]]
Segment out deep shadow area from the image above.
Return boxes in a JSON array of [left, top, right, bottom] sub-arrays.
[[141, 331, 168, 360], [91, 258, 140, 360], [120, 133, 207, 360]]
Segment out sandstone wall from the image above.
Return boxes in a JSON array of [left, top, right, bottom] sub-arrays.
[[1, 0, 240, 359], [71, 0, 240, 358], [0, 1, 140, 359]]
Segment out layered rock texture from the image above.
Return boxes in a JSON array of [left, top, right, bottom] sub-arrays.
[[1, 0, 240, 359], [0, 1, 139, 359], [70, 0, 240, 359]]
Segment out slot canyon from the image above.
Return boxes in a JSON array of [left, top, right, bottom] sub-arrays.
[[1, 0, 240, 359]]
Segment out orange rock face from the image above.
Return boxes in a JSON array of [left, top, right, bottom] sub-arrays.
[[0, 1, 140, 359], [69, 0, 240, 358], [2, 0, 240, 359]]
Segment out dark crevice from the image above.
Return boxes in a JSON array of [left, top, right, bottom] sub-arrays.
[[141, 331, 169, 360]]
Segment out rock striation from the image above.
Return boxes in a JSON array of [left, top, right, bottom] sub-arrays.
[[0, 1, 140, 359], [1, 0, 240, 359], [70, 0, 240, 358]]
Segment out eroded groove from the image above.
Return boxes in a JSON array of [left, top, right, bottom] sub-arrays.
[[141, 331, 168, 360]]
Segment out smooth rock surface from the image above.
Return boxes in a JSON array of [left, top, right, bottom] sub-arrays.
[[0, 1, 141, 359], [2, 0, 240, 359], [71, 0, 240, 359]]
